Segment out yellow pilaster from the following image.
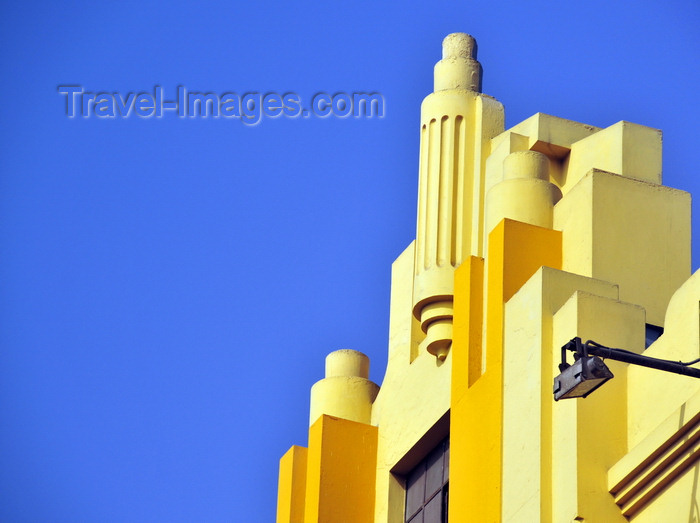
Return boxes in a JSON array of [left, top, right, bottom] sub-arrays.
[[501, 268, 619, 522], [304, 415, 378, 523], [276, 445, 308, 523], [552, 291, 645, 522], [452, 255, 484, 400], [450, 218, 561, 521]]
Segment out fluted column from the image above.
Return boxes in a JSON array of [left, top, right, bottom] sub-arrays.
[[413, 33, 504, 360]]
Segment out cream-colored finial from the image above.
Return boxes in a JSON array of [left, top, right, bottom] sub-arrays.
[[434, 32, 482, 92], [442, 32, 477, 60]]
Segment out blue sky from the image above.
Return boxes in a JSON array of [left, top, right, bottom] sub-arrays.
[[1, 1, 698, 521]]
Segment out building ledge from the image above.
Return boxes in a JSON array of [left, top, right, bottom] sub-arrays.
[[608, 389, 700, 517]]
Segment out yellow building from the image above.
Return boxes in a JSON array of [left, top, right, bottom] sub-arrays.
[[276, 33, 699, 522]]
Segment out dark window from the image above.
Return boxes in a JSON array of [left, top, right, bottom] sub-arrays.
[[645, 323, 664, 349], [405, 438, 449, 523]]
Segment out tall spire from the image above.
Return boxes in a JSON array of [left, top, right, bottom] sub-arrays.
[[412, 33, 504, 360]]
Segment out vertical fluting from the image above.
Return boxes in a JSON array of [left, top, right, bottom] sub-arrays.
[[426, 118, 439, 269], [417, 123, 429, 270], [450, 116, 461, 266], [437, 116, 450, 268], [417, 116, 466, 274], [412, 33, 483, 360]]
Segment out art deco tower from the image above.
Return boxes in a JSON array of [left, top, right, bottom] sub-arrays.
[[276, 33, 698, 523], [412, 33, 504, 359]]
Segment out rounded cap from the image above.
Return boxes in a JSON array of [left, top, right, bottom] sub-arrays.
[[325, 349, 370, 379], [434, 33, 482, 92], [503, 151, 550, 181], [442, 33, 477, 60]]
